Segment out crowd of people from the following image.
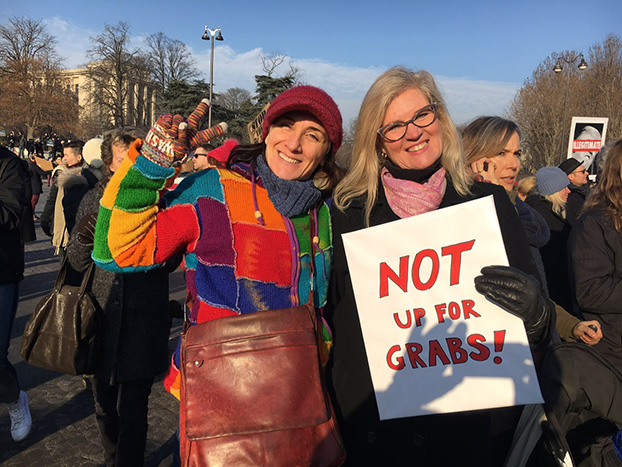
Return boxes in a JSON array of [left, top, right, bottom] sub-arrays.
[[2, 66, 622, 466]]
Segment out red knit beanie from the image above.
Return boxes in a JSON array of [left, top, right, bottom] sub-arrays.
[[261, 85, 343, 154], [208, 139, 239, 163]]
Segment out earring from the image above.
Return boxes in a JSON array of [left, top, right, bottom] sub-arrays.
[[380, 151, 388, 159], [313, 170, 330, 190]]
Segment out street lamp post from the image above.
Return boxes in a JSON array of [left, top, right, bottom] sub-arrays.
[[201, 25, 224, 128], [553, 52, 588, 162]]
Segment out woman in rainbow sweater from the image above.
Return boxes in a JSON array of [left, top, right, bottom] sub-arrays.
[[91, 86, 343, 400]]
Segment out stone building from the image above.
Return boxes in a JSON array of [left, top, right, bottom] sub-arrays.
[[60, 63, 158, 130]]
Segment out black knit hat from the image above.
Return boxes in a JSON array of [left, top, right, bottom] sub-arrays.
[[558, 157, 583, 175]]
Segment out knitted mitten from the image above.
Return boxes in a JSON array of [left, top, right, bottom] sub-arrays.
[[142, 99, 228, 167]]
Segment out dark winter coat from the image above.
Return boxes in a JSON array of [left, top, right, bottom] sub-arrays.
[[28, 159, 46, 195], [40, 165, 100, 239], [66, 178, 177, 385], [566, 183, 591, 228], [0, 147, 26, 284], [516, 197, 550, 296], [569, 206, 622, 370], [327, 178, 545, 466], [525, 194, 573, 312]]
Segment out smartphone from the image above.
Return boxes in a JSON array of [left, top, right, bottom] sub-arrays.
[[588, 324, 598, 333], [483, 162, 489, 171]]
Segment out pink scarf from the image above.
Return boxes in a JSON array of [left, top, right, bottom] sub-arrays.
[[381, 167, 447, 218]]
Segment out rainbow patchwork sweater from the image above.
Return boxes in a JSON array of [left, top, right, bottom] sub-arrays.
[[93, 141, 333, 399]]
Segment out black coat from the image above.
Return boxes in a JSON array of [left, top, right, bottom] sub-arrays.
[[0, 147, 26, 284], [565, 184, 590, 228], [28, 159, 46, 195], [569, 206, 622, 370], [40, 165, 100, 239], [327, 179, 543, 466], [67, 180, 176, 385], [525, 195, 573, 312]]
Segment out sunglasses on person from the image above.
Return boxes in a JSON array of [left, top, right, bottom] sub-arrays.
[[377, 102, 438, 142], [572, 168, 587, 175]]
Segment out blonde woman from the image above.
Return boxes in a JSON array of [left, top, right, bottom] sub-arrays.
[[517, 175, 537, 201], [526, 167, 573, 311], [328, 67, 554, 466]]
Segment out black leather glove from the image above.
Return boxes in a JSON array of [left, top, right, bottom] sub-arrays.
[[75, 212, 97, 245], [474, 265, 552, 347]]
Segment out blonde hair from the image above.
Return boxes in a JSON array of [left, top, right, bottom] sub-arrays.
[[517, 175, 537, 199], [583, 139, 622, 232], [546, 191, 567, 218], [333, 66, 471, 226], [462, 117, 520, 164]]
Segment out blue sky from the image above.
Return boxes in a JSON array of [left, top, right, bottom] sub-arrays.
[[2, 0, 621, 127]]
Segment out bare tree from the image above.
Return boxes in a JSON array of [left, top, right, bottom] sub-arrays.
[[259, 50, 300, 82], [0, 17, 80, 138], [215, 87, 251, 112], [144, 32, 198, 92], [509, 35, 622, 171], [86, 22, 150, 128]]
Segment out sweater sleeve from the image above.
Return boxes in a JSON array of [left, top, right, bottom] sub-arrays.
[[93, 140, 200, 272]]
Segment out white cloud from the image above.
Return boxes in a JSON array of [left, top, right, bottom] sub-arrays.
[[50, 18, 519, 127]]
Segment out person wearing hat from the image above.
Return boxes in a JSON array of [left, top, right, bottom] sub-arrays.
[[191, 138, 239, 172], [526, 166, 573, 312], [559, 157, 591, 228], [67, 126, 184, 467], [89, 86, 344, 464]]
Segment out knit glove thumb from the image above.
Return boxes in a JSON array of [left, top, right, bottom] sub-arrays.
[[474, 265, 553, 347], [142, 99, 228, 166]]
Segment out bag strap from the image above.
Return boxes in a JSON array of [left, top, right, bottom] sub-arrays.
[[54, 254, 96, 297], [54, 255, 70, 292], [78, 261, 96, 297], [307, 209, 317, 309]]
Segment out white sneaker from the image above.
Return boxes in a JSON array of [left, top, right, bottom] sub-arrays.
[[7, 390, 32, 442]]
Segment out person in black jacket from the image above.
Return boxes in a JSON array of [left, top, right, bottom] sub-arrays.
[[526, 167, 574, 313], [0, 146, 32, 442], [28, 154, 48, 220], [328, 67, 555, 466], [570, 139, 622, 371], [67, 128, 179, 467], [559, 157, 591, 228], [40, 139, 102, 263]]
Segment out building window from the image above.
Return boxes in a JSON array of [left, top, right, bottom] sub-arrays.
[[75, 83, 79, 94]]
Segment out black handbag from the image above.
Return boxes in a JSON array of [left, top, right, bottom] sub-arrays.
[[21, 257, 102, 375]]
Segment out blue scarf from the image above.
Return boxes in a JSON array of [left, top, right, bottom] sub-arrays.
[[255, 155, 321, 217]]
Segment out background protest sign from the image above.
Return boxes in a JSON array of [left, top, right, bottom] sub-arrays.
[[566, 116, 608, 175], [342, 196, 543, 420]]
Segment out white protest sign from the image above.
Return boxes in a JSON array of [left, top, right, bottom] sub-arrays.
[[342, 196, 543, 420]]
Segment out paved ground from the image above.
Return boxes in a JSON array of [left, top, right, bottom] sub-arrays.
[[0, 183, 187, 466]]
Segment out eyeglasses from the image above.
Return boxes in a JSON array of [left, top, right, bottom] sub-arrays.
[[571, 168, 587, 175], [377, 102, 438, 142]]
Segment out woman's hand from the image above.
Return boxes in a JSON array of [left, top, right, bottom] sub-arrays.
[[142, 99, 228, 165], [474, 265, 552, 347], [572, 320, 603, 345], [470, 158, 498, 185]]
